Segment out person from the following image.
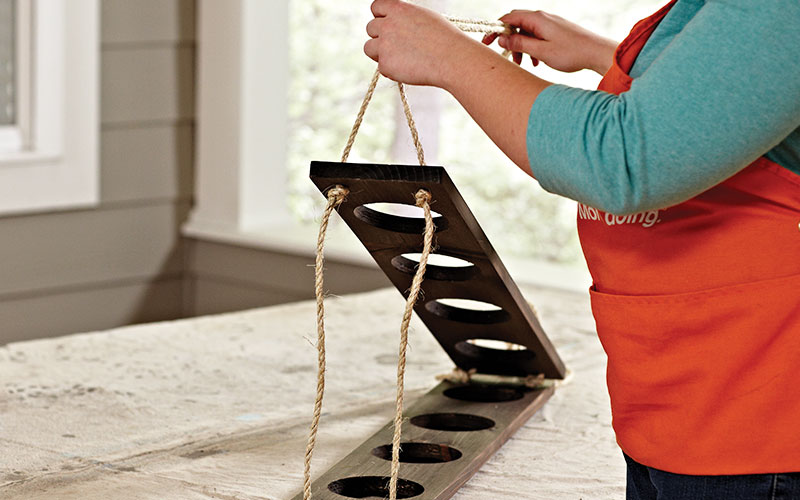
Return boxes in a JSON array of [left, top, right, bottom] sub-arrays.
[[364, 1, 800, 498]]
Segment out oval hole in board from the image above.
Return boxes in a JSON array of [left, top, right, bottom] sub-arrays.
[[466, 339, 526, 351], [353, 202, 448, 234], [371, 442, 463, 463], [443, 384, 525, 403], [454, 339, 537, 373], [409, 413, 495, 432], [391, 253, 478, 281], [327, 476, 424, 499], [425, 298, 510, 324]]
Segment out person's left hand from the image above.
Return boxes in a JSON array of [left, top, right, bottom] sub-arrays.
[[364, 0, 471, 88], [482, 10, 618, 75]]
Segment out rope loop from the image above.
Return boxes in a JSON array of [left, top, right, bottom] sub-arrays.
[[306, 12, 513, 500], [341, 16, 514, 165]]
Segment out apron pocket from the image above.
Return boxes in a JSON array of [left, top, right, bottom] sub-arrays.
[[588, 273, 800, 474]]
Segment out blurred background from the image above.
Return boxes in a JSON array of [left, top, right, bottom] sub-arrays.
[[0, 0, 662, 344]]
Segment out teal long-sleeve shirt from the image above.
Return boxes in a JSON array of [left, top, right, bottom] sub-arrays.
[[526, 0, 800, 215]]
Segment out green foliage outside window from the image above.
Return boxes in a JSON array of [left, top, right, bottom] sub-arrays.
[[287, 0, 662, 266]]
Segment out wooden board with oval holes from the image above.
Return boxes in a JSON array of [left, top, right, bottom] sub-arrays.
[[302, 161, 567, 499], [293, 381, 555, 500]]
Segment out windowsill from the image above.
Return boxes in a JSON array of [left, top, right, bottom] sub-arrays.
[[0, 151, 60, 166], [181, 219, 592, 295]]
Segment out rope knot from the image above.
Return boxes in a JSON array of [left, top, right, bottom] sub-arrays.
[[436, 367, 476, 384], [414, 189, 432, 208], [524, 373, 546, 388], [326, 185, 349, 205]]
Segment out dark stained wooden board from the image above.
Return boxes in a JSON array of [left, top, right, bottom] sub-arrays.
[[291, 381, 555, 500], [310, 162, 566, 380]]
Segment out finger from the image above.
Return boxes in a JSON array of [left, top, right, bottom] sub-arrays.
[[498, 35, 507, 50], [499, 33, 547, 58], [531, 56, 540, 67], [366, 18, 383, 38], [371, 0, 398, 17], [482, 32, 499, 46], [364, 38, 379, 62]]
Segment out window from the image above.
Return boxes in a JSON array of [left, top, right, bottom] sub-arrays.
[[0, 0, 99, 217], [0, 0, 24, 151], [285, 0, 664, 267], [0, 1, 14, 127], [187, 0, 664, 289]]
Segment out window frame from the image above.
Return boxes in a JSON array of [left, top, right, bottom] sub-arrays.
[[184, 0, 288, 234], [0, 0, 99, 217]]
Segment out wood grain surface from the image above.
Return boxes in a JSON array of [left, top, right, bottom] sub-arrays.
[[292, 382, 554, 500], [310, 162, 566, 380]]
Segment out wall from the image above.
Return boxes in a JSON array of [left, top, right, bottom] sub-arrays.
[[0, 0, 417, 342], [0, 0, 195, 343]]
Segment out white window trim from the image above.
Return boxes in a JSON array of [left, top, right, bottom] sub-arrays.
[[0, 0, 99, 217], [0, 127, 23, 152], [183, 0, 590, 293], [184, 0, 289, 234]]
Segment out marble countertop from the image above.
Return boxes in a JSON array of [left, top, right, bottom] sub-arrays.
[[0, 285, 623, 499]]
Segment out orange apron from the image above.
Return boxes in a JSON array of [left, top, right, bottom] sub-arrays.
[[581, 0, 800, 474]]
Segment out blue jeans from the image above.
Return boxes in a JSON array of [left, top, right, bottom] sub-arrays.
[[624, 454, 800, 500]]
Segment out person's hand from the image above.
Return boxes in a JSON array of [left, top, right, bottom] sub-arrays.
[[364, 0, 472, 88], [482, 10, 618, 75]]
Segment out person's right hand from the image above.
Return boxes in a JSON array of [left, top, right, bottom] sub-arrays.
[[483, 10, 618, 75]]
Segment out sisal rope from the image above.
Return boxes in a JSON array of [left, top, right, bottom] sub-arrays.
[[435, 367, 575, 390], [397, 82, 426, 166], [340, 69, 381, 164], [304, 185, 349, 500], [305, 13, 515, 500], [340, 68, 426, 167], [388, 189, 434, 500], [445, 15, 510, 34]]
